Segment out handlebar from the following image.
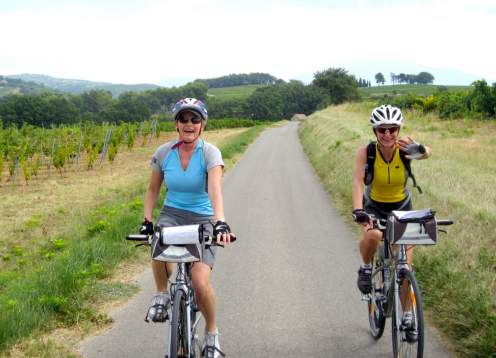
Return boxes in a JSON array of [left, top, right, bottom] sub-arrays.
[[125, 233, 236, 246], [367, 215, 454, 231], [126, 234, 149, 242], [436, 219, 454, 226]]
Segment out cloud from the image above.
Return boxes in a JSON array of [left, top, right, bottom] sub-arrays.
[[0, 0, 494, 84]]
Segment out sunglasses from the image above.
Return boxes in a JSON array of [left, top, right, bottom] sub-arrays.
[[376, 127, 399, 134], [177, 114, 202, 124]]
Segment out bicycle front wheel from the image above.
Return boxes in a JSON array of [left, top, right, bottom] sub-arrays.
[[170, 289, 188, 358], [368, 264, 386, 339], [392, 269, 424, 358]]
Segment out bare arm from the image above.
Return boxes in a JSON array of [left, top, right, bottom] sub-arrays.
[[352, 146, 367, 210], [144, 170, 163, 222], [208, 165, 236, 243], [207, 165, 225, 221]]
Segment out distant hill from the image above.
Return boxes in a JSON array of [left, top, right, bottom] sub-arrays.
[[0, 75, 55, 97], [5, 74, 161, 97]]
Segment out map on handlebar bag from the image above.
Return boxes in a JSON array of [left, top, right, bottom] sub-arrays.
[[160, 224, 201, 245]]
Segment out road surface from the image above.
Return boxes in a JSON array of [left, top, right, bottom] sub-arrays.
[[80, 122, 452, 357]]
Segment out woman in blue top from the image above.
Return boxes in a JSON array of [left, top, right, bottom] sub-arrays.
[[141, 98, 234, 357]]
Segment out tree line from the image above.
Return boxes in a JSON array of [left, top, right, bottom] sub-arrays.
[[0, 81, 208, 127], [386, 80, 496, 119], [357, 78, 372, 87], [0, 68, 361, 127], [198, 68, 360, 119], [374, 72, 435, 85]]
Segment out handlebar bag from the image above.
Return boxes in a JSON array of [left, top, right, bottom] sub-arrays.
[[387, 209, 437, 245], [151, 225, 202, 263]]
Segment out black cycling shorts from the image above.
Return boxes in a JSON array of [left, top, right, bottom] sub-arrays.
[[364, 196, 412, 221]]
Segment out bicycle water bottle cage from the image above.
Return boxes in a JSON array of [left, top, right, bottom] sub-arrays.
[[388, 209, 437, 246]]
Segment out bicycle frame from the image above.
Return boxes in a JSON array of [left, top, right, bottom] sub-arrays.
[[381, 242, 411, 319]]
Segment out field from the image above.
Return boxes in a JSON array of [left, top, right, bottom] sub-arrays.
[[207, 84, 265, 99], [299, 103, 496, 357], [358, 84, 471, 98]]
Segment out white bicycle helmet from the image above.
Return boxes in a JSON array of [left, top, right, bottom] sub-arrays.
[[370, 105, 403, 128], [172, 98, 208, 122]]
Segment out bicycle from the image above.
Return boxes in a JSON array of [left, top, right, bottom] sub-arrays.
[[363, 208, 453, 358], [127, 223, 234, 358]]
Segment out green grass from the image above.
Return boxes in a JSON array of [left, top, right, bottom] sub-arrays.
[[221, 125, 267, 162], [0, 124, 270, 354], [299, 103, 496, 357], [359, 84, 471, 99], [207, 84, 266, 99]]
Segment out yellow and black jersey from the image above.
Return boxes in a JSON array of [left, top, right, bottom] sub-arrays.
[[368, 143, 409, 203]]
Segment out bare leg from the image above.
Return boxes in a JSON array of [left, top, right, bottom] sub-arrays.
[[359, 228, 383, 264], [400, 246, 415, 310], [191, 262, 217, 333], [151, 260, 174, 293]]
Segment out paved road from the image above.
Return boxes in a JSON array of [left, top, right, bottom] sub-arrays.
[[80, 122, 452, 357]]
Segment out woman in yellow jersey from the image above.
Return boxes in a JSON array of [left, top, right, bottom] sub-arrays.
[[351, 104, 432, 297]]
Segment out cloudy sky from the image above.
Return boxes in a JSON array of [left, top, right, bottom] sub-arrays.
[[1, 0, 495, 86]]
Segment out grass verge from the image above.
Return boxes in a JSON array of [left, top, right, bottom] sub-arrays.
[[0, 124, 270, 355], [299, 103, 496, 357]]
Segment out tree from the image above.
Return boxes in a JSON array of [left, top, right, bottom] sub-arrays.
[[375, 72, 385, 85], [468, 80, 496, 117], [416, 72, 435, 85], [406, 74, 417, 84], [390, 73, 397, 85], [312, 68, 359, 104]]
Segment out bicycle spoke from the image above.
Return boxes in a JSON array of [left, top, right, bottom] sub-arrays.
[[392, 269, 424, 358], [367, 257, 386, 339]]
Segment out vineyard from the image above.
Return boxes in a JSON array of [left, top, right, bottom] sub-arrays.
[[0, 118, 260, 185]]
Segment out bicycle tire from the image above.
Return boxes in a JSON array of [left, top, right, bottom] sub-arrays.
[[170, 289, 188, 358], [392, 269, 424, 358], [368, 260, 386, 339], [190, 294, 200, 358]]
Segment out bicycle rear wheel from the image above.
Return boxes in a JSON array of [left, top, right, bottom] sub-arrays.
[[368, 260, 386, 339], [170, 289, 188, 358], [392, 269, 424, 358]]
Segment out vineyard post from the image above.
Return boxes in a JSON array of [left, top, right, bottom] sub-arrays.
[[149, 118, 157, 145], [49, 139, 55, 176], [99, 127, 112, 164], [76, 132, 83, 169], [40, 143, 44, 174], [13, 156, 19, 185]]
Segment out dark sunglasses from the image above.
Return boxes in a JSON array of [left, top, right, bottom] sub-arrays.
[[376, 126, 399, 134], [177, 114, 202, 124]]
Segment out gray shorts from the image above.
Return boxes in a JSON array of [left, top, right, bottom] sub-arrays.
[[157, 206, 217, 269]]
